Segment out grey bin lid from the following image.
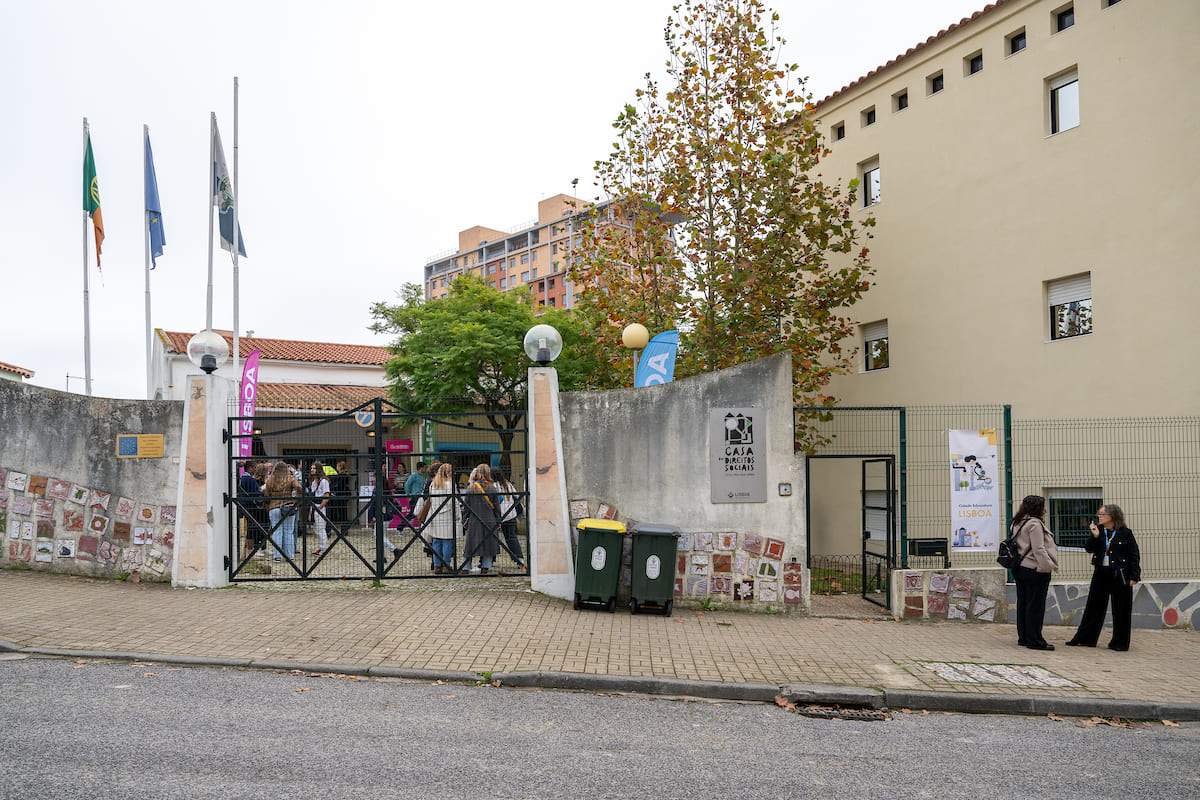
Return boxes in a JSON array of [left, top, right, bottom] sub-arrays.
[[631, 523, 679, 536]]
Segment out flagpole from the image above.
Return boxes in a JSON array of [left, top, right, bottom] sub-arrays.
[[144, 124, 153, 400], [232, 76, 240, 381], [82, 117, 93, 397], [206, 113, 215, 331]]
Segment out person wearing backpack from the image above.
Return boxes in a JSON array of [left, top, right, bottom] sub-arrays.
[[1011, 495, 1059, 651]]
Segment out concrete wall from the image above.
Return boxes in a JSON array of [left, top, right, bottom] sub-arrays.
[[559, 353, 806, 609], [1005, 580, 1200, 632], [0, 380, 184, 581]]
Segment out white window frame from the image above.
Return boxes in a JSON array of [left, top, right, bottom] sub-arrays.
[[862, 319, 889, 371], [1049, 69, 1080, 134], [1047, 272, 1092, 340], [859, 157, 881, 208]]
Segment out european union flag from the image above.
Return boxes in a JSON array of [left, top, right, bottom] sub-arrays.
[[144, 131, 166, 268]]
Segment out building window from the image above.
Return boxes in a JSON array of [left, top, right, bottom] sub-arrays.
[[1048, 488, 1102, 549], [499, 277, 507, 289], [892, 91, 908, 112], [861, 106, 876, 127], [548, 297, 556, 307], [1008, 28, 1027, 55], [1104, 0, 1123, 6], [551, 243, 558, 255], [1049, 70, 1080, 134], [531, 268, 538, 279], [548, 278, 555, 290], [487, 264, 495, 275], [509, 257, 516, 268], [520, 253, 530, 265], [965, 51, 983, 76], [927, 71, 944, 95], [832, 122, 845, 141], [1047, 272, 1092, 340], [520, 271, 530, 283], [1054, 4, 1074, 33], [859, 157, 880, 207], [863, 320, 889, 371], [531, 250, 538, 261]]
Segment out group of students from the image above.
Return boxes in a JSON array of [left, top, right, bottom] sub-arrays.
[[237, 456, 526, 574], [1010, 494, 1141, 652], [401, 460, 525, 574], [238, 459, 344, 562]]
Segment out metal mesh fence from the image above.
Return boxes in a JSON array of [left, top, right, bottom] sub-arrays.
[[799, 406, 1199, 582]]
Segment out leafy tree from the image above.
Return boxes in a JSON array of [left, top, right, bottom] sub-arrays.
[[572, 0, 874, 409], [368, 275, 592, 463]]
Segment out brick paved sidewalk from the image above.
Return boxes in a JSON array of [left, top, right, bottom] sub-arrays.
[[1, 570, 1196, 708]]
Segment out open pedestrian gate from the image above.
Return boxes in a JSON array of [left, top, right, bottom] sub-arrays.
[[225, 397, 528, 582]]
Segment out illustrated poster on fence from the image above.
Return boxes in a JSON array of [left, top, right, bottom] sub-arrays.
[[948, 429, 1000, 552]]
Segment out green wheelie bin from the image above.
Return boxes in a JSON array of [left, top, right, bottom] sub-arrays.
[[573, 519, 626, 612], [630, 523, 680, 616]]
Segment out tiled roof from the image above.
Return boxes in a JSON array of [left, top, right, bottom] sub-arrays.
[[813, 1, 1011, 110], [0, 361, 33, 378], [254, 383, 387, 412], [158, 329, 391, 366]]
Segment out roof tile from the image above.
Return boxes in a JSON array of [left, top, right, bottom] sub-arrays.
[[159, 330, 390, 366]]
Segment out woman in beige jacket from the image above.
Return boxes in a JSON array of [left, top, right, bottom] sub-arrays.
[[1012, 495, 1059, 651]]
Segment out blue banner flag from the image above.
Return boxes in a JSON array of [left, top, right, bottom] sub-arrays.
[[212, 122, 247, 258], [144, 132, 166, 268], [635, 330, 680, 387]]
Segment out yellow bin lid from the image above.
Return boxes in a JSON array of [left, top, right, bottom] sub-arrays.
[[576, 518, 627, 534]]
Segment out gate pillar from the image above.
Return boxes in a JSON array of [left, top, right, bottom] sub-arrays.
[[172, 374, 234, 588], [528, 366, 574, 600]]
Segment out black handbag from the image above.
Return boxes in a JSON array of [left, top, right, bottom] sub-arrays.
[[279, 503, 296, 519]]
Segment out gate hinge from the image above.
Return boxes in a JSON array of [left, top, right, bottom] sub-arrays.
[[222, 428, 230, 444], [222, 492, 230, 507]]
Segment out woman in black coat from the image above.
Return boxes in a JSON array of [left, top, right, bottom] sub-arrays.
[[1066, 504, 1141, 651]]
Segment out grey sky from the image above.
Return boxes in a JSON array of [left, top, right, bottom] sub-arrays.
[[1, 0, 987, 398]]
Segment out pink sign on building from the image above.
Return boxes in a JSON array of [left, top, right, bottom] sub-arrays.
[[385, 440, 413, 454]]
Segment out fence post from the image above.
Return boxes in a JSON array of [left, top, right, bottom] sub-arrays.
[[899, 407, 908, 569], [1003, 404, 1013, 537]]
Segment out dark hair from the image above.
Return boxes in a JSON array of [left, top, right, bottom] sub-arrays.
[[416, 461, 427, 470], [1100, 503, 1126, 529], [1013, 494, 1046, 526]]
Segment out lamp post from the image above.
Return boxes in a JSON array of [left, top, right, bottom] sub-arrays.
[[523, 324, 563, 367], [186, 330, 230, 375], [621, 323, 649, 386]]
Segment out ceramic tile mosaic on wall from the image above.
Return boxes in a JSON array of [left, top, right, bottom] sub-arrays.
[[0, 462, 177, 582], [1011, 580, 1200, 631], [897, 569, 1007, 623]]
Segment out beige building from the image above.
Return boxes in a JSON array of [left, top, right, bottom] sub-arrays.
[[424, 194, 584, 311], [813, 0, 1198, 418], [804, 0, 1200, 580]]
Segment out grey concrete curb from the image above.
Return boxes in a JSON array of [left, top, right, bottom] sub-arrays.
[[3, 642, 1198, 720], [493, 671, 779, 702], [884, 690, 1200, 721], [779, 683, 887, 709]]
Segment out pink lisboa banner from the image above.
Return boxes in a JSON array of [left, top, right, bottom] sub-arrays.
[[237, 350, 261, 459]]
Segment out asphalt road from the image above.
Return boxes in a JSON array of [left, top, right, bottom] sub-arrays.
[[1, 655, 1196, 800]]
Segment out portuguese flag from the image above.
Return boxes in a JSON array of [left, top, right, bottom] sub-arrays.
[[83, 133, 104, 267]]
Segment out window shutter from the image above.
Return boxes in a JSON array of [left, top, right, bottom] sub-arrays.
[[862, 320, 889, 342], [1048, 273, 1091, 306], [1047, 487, 1102, 500]]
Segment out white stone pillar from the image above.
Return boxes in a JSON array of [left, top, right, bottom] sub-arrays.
[[171, 374, 235, 588], [527, 366, 574, 600]]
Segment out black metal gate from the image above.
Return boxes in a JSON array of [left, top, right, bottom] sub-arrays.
[[225, 397, 528, 581], [860, 457, 895, 608]]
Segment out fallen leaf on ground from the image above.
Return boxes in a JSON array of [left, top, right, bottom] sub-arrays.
[[1047, 713, 1066, 721], [142, 672, 157, 677], [296, 687, 312, 692], [1163, 720, 1179, 727]]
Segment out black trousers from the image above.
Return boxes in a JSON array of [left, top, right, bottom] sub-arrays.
[[1014, 566, 1052, 646], [1072, 566, 1133, 648]]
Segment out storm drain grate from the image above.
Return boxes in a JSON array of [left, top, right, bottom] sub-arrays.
[[795, 704, 892, 722]]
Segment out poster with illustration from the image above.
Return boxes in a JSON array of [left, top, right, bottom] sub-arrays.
[[948, 429, 1001, 552]]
